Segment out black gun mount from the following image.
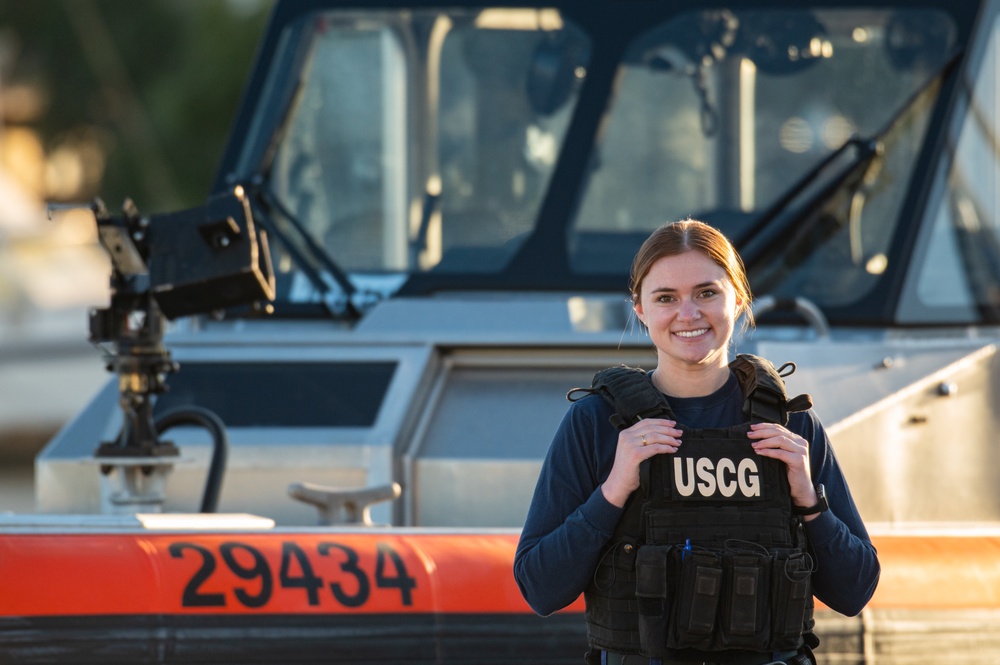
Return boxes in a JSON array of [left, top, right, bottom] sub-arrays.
[[85, 186, 274, 512]]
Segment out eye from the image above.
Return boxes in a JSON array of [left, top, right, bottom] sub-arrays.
[[657, 294, 676, 303], [698, 288, 718, 299]]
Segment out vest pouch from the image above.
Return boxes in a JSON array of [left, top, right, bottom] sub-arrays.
[[585, 538, 642, 652], [719, 551, 771, 650], [668, 549, 722, 650], [769, 549, 812, 650], [635, 545, 673, 657]]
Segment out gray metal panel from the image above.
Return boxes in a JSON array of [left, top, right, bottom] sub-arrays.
[[405, 354, 653, 527], [412, 365, 593, 526], [749, 339, 988, 428], [825, 345, 1000, 522], [354, 295, 643, 345], [813, 608, 1000, 664], [417, 366, 593, 459], [413, 459, 543, 527], [747, 338, 1000, 522]]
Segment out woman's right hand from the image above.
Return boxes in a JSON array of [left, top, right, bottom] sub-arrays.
[[601, 418, 683, 507]]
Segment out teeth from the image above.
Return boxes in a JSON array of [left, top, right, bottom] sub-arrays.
[[676, 329, 708, 338]]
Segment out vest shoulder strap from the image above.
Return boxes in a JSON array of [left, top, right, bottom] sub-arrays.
[[568, 355, 813, 430], [729, 353, 813, 425], [567, 365, 672, 430]]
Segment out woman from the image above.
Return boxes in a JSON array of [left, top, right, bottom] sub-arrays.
[[513, 220, 879, 665]]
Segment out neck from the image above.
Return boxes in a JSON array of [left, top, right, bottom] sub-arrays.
[[651, 360, 730, 398]]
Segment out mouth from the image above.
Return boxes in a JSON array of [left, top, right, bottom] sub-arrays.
[[674, 328, 709, 339]]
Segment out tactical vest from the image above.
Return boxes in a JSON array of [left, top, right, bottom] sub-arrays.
[[569, 355, 816, 658]]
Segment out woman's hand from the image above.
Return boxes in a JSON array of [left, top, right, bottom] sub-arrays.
[[601, 418, 683, 508], [747, 423, 820, 520]]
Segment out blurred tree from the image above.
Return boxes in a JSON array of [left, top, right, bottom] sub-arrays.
[[0, 0, 272, 212]]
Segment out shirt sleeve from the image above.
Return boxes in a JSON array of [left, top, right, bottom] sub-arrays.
[[513, 397, 623, 616], [792, 410, 881, 616]]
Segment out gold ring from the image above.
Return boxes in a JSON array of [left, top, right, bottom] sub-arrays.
[[641, 434, 647, 446]]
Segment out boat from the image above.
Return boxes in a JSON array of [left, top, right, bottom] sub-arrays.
[[2, 1, 998, 662]]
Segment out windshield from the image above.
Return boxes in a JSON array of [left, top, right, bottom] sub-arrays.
[[240, 5, 957, 318], [263, 8, 588, 305], [569, 9, 955, 307]]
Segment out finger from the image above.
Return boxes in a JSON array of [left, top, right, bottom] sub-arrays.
[[752, 448, 807, 472], [644, 425, 684, 441], [750, 428, 805, 447], [752, 445, 794, 460], [640, 431, 683, 449], [746, 423, 788, 439], [638, 442, 682, 456], [753, 440, 807, 458], [750, 434, 784, 449]]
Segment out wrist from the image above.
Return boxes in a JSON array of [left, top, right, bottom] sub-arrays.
[[793, 483, 828, 518], [600, 481, 630, 508]]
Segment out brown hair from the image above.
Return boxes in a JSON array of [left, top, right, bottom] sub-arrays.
[[630, 219, 754, 327]]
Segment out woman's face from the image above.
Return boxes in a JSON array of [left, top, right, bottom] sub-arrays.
[[633, 250, 741, 371]]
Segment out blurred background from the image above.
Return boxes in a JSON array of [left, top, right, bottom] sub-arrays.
[[0, 0, 272, 511]]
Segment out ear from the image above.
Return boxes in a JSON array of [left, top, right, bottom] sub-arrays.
[[633, 298, 645, 325]]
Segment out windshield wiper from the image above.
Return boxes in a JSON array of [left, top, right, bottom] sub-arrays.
[[734, 136, 879, 249], [735, 50, 962, 257], [244, 178, 362, 320]]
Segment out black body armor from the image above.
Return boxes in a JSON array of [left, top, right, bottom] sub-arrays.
[[569, 355, 816, 658]]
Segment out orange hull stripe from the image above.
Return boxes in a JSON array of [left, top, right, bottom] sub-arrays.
[[866, 530, 1000, 609], [1, 531, 996, 616], [0, 532, 581, 616]]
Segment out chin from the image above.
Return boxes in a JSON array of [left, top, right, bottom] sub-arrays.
[[678, 346, 727, 366]]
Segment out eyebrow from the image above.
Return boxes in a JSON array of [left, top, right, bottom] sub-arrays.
[[648, 281, 721, 294]]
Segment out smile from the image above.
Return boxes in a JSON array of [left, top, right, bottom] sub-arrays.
[[675, 329, 709, 338]]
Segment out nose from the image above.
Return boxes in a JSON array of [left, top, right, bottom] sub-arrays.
[[678, 298, 702, 321]]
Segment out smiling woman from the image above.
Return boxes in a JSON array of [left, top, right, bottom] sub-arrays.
[[634, 253, 739, 397], [630, 221, 750, 398], [514, 219, 879, 665]]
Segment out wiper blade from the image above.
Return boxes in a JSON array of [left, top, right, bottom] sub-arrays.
[[245, 180, 361, 320], [735, 49, 962, 251], [734, 136, 879, 248]]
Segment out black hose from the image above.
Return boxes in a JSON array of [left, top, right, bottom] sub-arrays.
[[154, 406, 229, 513]]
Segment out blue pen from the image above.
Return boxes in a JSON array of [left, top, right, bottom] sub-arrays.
[[682, 538, 691, 560]]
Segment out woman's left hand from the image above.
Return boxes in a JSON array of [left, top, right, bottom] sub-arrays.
[[747, 423, 820, 518]]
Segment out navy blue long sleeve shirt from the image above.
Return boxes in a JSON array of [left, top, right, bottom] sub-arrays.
[[514, 370, 880, 618]]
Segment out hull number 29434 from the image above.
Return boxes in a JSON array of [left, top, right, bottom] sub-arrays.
[[168, 540, 417, 609]]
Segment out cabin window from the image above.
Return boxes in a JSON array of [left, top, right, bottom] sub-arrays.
[[265, 8, 589, 301], [568, 7, 956, 318], [899, 4, 999, 324]]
